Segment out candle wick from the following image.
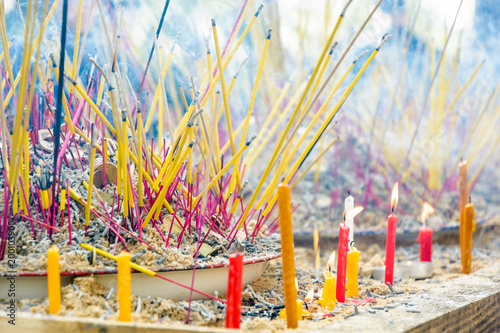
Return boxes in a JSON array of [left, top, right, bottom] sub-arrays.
[[469, 196, 471, 203], [391, 206, 394, 213], [347, 190, 350, 196]]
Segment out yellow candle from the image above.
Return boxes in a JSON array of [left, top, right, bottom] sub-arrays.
[[313, 227, 320, 271], [277, 183, 298, 329], [47, 245, 61, 314], [279, 300, 307, 321], [459, 160, 468, 265], [346, 246, 360, 297], [462, 201, 476, 274], [117, 250, 131, 322], [318, 251, 337, 310]]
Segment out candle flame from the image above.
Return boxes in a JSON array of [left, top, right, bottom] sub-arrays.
[[327, 251, 336, 272], [391, 182, 399, 211], [305, 289, 314, 303], [420, 202, 434, 224], [344, 206, 364, 222]]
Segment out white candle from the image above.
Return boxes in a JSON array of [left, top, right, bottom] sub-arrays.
[[345, 192, 355, 242]]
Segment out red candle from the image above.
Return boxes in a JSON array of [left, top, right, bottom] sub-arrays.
[[336, 223, 349, 303], [337, 207, 364, 303], [385, 183, 398, 286], [226, 251, 244, 329], [418, 202, 434, 262], [418, 226, 433, 262]]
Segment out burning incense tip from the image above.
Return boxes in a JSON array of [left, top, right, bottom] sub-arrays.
[[255, 4, 264, 16], [341, 0, 354, 16], [376, 33, 392, 50], [329, 41, 339, 55], [353, 49, 369, 63], [305, 289, 314, 303]]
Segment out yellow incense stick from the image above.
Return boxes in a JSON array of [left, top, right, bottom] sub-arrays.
[[243, 82, 304, 167], [291, 137, 339, 189], [96, 75, 106, 107], [262, 39, 388, 217], [206, 45, 222, 172], [228, 29, 271, 197], [1, 0, 58, 113], [234, 0, 359, 230], [255, 51, 366, 208], [85, 127, 97, 226], [8, 0, 36, 191], [144, 141, 195, 227], [64, 74, 117, 136], [145, 42, 176, 132], [81, 243, 155, 276], [70, 0, 83, 92], [189, 137, 255, 210], [212, 19, 238, 172], [121, 111, 129, 217], [152, 28, 174, 145]]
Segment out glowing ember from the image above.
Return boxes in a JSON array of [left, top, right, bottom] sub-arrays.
[[421, 202, 435, 224], [391, 182, 399, 211], [305, 289, 314, 303]]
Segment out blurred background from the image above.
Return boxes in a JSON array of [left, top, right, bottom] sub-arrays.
[[2, 0, 499, 230]]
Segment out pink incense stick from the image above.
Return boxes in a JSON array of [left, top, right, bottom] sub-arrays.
[[102, 120, 107, 187], [17, 214, 61, 232], [34, 186, 49, 233], [166, 194, 181, 247], [66, 180, 72, 245], [0, 181, 10, 260], [56, 100, 86, 171], [18, 177, 37, 238]]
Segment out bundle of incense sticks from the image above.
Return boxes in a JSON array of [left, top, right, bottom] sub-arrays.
[[0, 0, 393, 261], [311, 1, 500, 213]]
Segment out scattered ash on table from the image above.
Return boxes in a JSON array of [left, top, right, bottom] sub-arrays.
[[2, 223, 499, 332]]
